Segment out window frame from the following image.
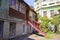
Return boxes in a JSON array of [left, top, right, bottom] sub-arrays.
[[9, 0, 16, 5], [43, 11, 47, 16], [19, 3, 26, 14], [9, 22, 16, 37], [0, 0, 1, 7], [50, 10, 54, 14]]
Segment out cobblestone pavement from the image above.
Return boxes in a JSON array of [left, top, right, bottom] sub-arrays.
[[5, 34, 60, 40]]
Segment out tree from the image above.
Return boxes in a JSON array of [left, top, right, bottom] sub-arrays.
[[50, 14, 60, 32], [38, 16, 50, 32]]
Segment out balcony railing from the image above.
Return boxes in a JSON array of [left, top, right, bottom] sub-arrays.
[[9, 7, 25, 20]]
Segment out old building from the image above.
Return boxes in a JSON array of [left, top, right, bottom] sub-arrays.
[[0, 0, 43, 39]]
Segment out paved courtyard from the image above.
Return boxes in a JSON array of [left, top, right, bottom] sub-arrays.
[[8, 34, 60, 40]]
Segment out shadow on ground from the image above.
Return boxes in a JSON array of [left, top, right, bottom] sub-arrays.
[[2, 33, 44, 40], [8, 34, 35, 40]]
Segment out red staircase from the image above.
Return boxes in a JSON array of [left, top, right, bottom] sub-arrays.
[[27, 20, 46, 36]]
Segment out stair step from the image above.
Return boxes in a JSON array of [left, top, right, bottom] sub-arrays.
[[27, 21, 46, 36]]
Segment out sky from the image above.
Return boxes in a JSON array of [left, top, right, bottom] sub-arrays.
[[24, 0, 34, 6]]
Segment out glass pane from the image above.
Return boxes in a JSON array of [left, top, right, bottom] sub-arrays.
[[12, 0, 16, 5], [9, 0, 12, 5], [23, 24, 25, 33], [9, 0, 16, 5]]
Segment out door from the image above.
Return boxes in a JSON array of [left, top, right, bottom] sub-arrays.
[[22, 24, 27, 35], [9, 22, 16, 38], [30, 26, 33, 33], [0, 20, 4, 38]]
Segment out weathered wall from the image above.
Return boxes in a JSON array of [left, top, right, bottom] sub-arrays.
[[3, 20, 9, 38], [16, 22, 23, 36], [0, 0, 9, 19]]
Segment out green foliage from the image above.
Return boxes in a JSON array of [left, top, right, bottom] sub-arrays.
[[38, 16, 52, 38], [50, 14, 60, 25], [38, 14, 60, 38], [38, 16, 49, 27], [50, 14, 60, 32], [46, 31, 52, 38]]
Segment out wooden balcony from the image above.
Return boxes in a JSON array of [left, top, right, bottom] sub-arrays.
[[9, 7, 26, 20]]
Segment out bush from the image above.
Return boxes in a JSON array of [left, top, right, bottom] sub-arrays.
[[38, 16, 52, 38], [45, 31, 52, 38], [38, 14, 60, 38], [50, 14, 60, 32], [38, 16, 50, 32]]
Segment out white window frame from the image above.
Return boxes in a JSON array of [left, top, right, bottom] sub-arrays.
[[43, 11, 47, 16]]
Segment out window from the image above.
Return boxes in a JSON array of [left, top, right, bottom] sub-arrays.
[[30, 26, 33, 33], [50, 10, 54, 16], [9, 0, 16, 9], [49, 3, 54, 5], [9, 22, 16, 37], [43, 11, 47, 16], [43, 0, 46, 2], [9, 0, 12, 5], [9, 0, 16, 5], [23, 24, 25, 33], [33, 14, 36, 20], [19, 3, 26, 14], [29, 11, 33, 17], [37, 6, 39, 9], [0, 0, 1, 6], [36, 9, 40, 12], [42, 4, 47, 6]]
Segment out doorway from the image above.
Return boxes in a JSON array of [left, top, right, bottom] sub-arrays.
[[0, 20, 4, 38], [22, 24, 27, 35], [9, 22, 16, 38]]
